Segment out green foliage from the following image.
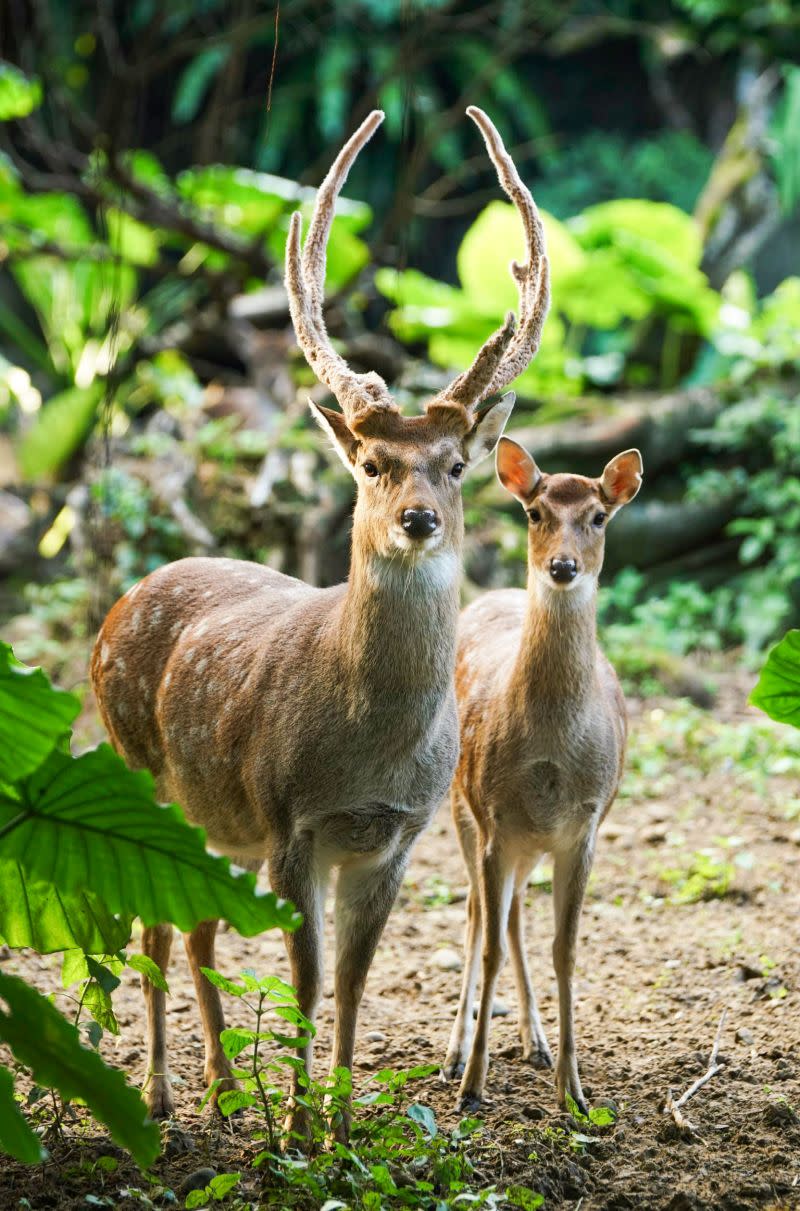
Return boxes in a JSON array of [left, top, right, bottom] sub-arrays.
[[201, 968, 544, 1209], [0, 970, 159, 1168], [750, 630, 800, 729], [0, 742, 299, 937], [0, 646, 299, 1164], [771, 65, 800, 214], [0, 1065, 44, 1164], [378, 196, 722, 399], [0, 63, 42, 120], [18, 383, 104, 479], [657, 850, 736, 904], [0, 643, 78, 781]]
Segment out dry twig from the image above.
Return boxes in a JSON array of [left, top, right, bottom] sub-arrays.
[[664, 1007, 728, 1136]]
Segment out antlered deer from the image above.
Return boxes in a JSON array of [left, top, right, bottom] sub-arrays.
[[90, 108, 550, 1138], [441, 439, 643, 1113]]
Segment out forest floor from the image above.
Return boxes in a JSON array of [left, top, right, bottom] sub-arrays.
[[2, 654, 800, 1210]]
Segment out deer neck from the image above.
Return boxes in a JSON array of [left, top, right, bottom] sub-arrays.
[[511, 573, 599, 709], [336, 533, 461, 695]]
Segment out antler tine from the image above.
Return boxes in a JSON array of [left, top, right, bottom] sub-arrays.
[[285, 110, 397, 425], [430, 107, 550, 415], [467, 106, 550, 402]]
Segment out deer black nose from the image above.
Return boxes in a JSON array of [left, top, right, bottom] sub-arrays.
[[550, 558, 577, 583], [401, 508, 439, 539]]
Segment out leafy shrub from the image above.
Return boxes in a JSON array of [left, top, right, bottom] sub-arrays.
[[0, 643, 299, 1165], [377, 196, 721, 400], [750, 630, 800, 729]]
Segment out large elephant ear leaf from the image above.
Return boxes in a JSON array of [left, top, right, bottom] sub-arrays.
[[0, 860, 133, 955], [749, 630, 800, 729], [0, 1064, 45, 1164], [0, 971, 159, 1168], [0, 643, 79, 782], [0, 745, 301, 938]]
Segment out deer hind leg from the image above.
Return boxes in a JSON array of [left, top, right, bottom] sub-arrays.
[[457, 839, 514, 1111], [507, 866, 553, 1069], [141, 923, 175, 1118], [183, 920, 235, 1103], [182, 856, 265, 1110], [328, 847, 411, 1141], [268, 839, 327, 1143], [442, 796, 481, 1080], [552, 832, 596, 1115]]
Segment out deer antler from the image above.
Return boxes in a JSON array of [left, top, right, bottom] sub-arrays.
[[285, 110, 397, 428], [429, 107, 550, 416]]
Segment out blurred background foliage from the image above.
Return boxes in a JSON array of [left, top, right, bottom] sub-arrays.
[[0, 0, 799, 702]]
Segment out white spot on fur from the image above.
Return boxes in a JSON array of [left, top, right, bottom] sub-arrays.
[[247, 577, 259, 585], [185, 647, 195, 662], [150, 606, 163, 627], [203, 589, 213, 598], [100, 643, 110, 664], [131, 610, 141, 632], [196, 657, 208, 673], [193, 620, 209, 638], [164, 672, 172, 688], [170, 620, 184, 637], [172, 585, 185, 595], [115, 657, 126, 673], [138, 675, 149, 696]]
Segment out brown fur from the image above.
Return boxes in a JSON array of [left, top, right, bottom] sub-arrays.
[[441, 440, 643, 1113]]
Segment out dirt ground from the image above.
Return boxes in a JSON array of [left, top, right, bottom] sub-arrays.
[[2, 665, 800, 1210]]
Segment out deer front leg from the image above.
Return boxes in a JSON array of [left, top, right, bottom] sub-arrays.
[[442, 886, 481, 1080], [269, 841, 327, 1144], [328, 849, 411, 1142], [183, 920, 236, 1104], [457, 843, 514, 1111], [507, 883, 553, 1069], [141, 923, 174, 1118], [552, 833, 595, 1115]]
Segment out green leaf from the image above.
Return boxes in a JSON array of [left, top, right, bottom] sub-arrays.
[[83, 981, 119, 1036], [200, 968, 246, 997], [126, 954, 169, 993], [217, 1089, 257, 1116], [173, 46, 231, 124], [0, 644, 79, 781], [0, 64, 42, 121], [0, 744, 302, 937], [18, 383, 104, 480], [505, 1185, 544, 1209], [406, 1102, 437, 1138], [0, 1064, 45, 1163], [209, 1173, 241, 1199], [0, 860, 132, 954], [0, 971, 159, 1167], [219, 1027, 258, 1060], [749, 630, 800, 729]]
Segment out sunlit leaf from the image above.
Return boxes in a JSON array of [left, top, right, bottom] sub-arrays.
[[749, 630, 800, 729], [0, 64, 42, 121], [0, 643, 78, 781]]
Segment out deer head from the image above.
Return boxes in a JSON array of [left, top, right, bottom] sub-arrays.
[[497, 438, 643, 591], [285, 108, 550, 564]]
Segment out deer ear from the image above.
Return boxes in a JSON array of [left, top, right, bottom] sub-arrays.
[[496, 436, 542, 505], [599, 448, 643, 506], [463, 392, 515, 466], [309, 400, 358, 474]]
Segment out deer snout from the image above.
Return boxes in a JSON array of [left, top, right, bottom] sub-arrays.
[[549, 557, 577, 583], [401, 507, 439, 539]]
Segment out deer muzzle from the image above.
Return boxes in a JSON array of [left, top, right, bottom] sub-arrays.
[[549, 557, 577, 584], [401, 508, 439, 540]]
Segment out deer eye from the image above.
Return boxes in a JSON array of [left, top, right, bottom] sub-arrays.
[[592, 511, 606, 527], [450, 462, 465, 479], [528, 508, 541, 523], [362, 462, 379, 478]]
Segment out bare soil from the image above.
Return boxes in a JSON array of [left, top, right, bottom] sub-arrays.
[[2, 669, 799, 1209]]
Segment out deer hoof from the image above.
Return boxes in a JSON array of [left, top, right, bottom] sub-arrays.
[[146, 1077, 176, 1120], [457, 1090, 483, 1115], [522, 1040, 554, 1070], [440, 1057, 465, 1082]]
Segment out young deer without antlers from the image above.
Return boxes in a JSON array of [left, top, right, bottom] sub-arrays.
[[441, 438, 643, 1114], [90, 107, 550, 1140]]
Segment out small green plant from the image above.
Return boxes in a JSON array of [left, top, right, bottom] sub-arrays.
[[203, 967, 545, 1208], [657, 850, 736, 905]]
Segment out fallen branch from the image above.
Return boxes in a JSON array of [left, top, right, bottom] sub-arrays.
[[664, 1007, 728, 1136]]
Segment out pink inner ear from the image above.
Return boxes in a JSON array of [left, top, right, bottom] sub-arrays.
[[500, 444, 536, 497], [607, 467, 628, 496]]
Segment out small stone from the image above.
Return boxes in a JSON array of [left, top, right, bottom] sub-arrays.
[[365, 1030, 387, 1043], [162, 1123, 195, 1158], [431, 947, 462, 972], [472, 1000, 510, 1018], [736, 1027, 755, 1045], [179, 1167, 216, 1196]]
